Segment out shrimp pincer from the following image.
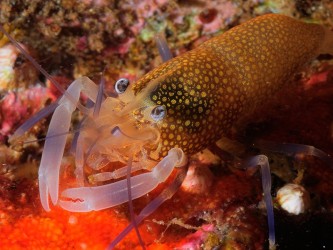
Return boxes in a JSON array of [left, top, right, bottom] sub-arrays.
[[2, 13, 333, 249], [59, 148, 186, 211], [38, 73, 188, 212]]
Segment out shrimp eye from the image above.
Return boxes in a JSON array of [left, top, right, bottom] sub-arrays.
[[115, 78, 129, 94], [151, 105, 166, 121]]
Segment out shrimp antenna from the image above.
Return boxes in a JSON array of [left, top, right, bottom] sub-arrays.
[[93, 67, 107, 118], [155, 33, 173, 62], [10, 100, 60, 141], [0, 24, 89, 114], [22, 130, 76, 144], [21, 126, 84, 145], [15, 113, 88, 146]]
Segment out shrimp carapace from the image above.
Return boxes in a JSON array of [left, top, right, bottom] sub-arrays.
[[129, 14, 331, 159]]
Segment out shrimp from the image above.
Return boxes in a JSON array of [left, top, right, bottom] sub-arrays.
[[2, 14, 333, 249]]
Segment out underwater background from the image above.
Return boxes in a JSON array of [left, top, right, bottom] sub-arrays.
[[0, 0, 333, 249]]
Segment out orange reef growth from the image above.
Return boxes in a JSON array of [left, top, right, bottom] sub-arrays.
[[0, 161, 265, 249]]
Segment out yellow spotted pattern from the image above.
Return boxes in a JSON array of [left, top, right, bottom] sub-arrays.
[[132, 14, 327, 159]]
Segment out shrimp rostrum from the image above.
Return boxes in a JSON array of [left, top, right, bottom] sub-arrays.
[[3, 13, 333, 248]]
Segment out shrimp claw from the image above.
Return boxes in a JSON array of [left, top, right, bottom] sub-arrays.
[[39, 76, 99, 211], [58, 148, 187, 212]]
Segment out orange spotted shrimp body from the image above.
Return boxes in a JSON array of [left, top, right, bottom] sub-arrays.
[[130, 14, 332, 160]]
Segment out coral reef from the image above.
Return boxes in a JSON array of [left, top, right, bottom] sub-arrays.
[[0, 86, 56, 141], [0, 43, 38, 91], [0, 0, 333, 249]]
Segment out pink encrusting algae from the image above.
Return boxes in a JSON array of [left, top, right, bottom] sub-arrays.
[[0, 43, 38, 91], [0, 86, 56, 142]]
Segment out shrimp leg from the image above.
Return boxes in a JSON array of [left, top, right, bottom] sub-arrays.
[[254, 140, 333, 165], [243, 155, 275, 250], [108, 167, 187, 249], [58, 148, 187, 212], [39, 76, 98, 211]]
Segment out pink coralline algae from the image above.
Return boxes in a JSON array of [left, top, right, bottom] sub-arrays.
[[303, 63, 333, 89], [177, 224, 215, 249], [197, 1, 238, 34], [0, 43, 38, 91], [0, 86, 56, 142]]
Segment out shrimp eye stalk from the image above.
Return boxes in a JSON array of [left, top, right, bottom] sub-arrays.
[[115, 78, 130, 94], [151, 105, 166, 122]]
